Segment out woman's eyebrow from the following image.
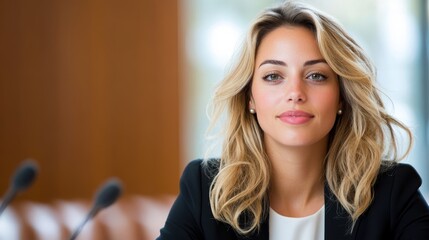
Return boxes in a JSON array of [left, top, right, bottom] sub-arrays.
[[304, 59, 327, 66], [258, 59, 286, 68], [258, 59, 327, 68]]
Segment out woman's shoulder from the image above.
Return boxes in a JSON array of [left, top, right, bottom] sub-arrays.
[[183, 158, 220, 173], [378, 161, 422, 187], [180, 158, 220, 186], [363, 162, 429, 238], [373, 161, 426, 209]]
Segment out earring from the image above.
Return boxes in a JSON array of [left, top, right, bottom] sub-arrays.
[[249, 108, 256, 114], [337, 109, 342, 115]]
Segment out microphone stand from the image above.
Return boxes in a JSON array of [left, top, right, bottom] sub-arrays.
[[69, 207, 100, 240], [0, 188, 17, 216]]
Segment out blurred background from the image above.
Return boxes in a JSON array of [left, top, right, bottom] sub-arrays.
[[0, 0, 427, 239]]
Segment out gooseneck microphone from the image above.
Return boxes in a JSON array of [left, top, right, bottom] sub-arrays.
[[0, 160, 39, 216], [69, 178, 123, 240]]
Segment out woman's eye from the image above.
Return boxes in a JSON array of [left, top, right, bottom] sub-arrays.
[[307, 73, 327, 82], [262, 73, 282, 82]]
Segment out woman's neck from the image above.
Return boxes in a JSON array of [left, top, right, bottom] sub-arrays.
[[267, 139, 327, 217]]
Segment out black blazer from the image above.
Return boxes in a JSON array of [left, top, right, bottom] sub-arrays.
[[157, 159, 429, 239]]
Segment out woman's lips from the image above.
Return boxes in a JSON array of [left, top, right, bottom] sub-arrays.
[[277, 110, 314, 124]]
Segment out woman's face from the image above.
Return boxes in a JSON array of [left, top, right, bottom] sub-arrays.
[[250, 26, 340, 150]]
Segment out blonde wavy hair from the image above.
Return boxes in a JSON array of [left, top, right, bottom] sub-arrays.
[[206, 1, 413, 235]]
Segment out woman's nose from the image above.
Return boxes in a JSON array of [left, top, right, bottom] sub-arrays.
[[286, 77, 306, 103]]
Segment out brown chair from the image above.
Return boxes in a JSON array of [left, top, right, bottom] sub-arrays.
[[19, 202, 66, 240], [0, 195, 175, 240], [55, 200, 107, 240], [97, 198, 144, 240], [127, 195, 175, 240], [0, 205, 26, 240]]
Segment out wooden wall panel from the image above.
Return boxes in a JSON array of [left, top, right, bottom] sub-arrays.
[[0, 0, 180, 202]]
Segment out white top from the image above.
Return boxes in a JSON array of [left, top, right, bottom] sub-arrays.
[[269, 206, 325, 240]]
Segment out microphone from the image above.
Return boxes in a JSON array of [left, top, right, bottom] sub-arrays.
[[0, 159, 39, 216], [69, 178, 123, 240]]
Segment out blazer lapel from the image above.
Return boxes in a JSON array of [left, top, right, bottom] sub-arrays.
[[255, 220, 269, 240], [324, 184, 355, 240], [235, 216, 269, 240]]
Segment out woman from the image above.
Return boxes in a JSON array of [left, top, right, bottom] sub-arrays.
[[158, 1, 429, 239]]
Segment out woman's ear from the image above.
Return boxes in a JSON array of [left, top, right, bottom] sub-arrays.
[[337, 101, 343, 115], [249, 101, 254, 110], [249, 97, 256, 110], [249, 99, 257, 114]]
